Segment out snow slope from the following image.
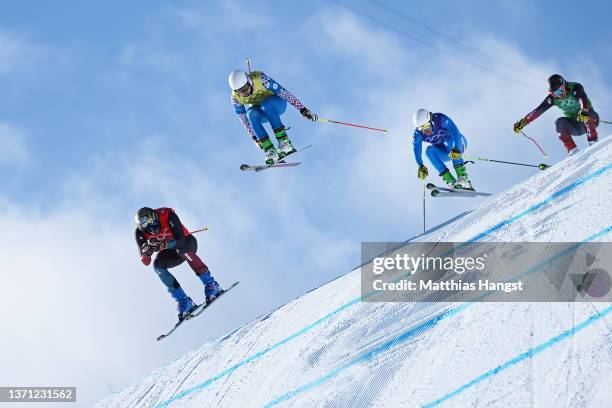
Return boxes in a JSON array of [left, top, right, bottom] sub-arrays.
[[94, 137, 612, 408]]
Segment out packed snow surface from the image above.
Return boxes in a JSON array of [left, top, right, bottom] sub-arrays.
[[94, 137, 612, 408]]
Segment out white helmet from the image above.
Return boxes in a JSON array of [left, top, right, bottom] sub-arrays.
[[228, 69, 249, 90], [412, 108, 431, 129]]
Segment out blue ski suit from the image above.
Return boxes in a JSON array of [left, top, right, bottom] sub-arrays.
[[413, 113, 467, 174], [231, 72, 306, 141]]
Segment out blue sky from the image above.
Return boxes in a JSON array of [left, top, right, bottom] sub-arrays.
[[1, 0, 611, 405]]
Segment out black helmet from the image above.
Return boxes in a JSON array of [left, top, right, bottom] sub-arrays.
[[548, 74, 566, 96], [135, 207, 158, 232]]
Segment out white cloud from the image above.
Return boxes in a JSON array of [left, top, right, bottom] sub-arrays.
[[172, 1, 271, 30], [0, 123, 29, 165], [0, 29, 42, 73], [319, 12, 411, 78]]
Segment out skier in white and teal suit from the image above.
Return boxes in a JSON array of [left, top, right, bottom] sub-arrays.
[[228, 69, 318, 164], [412, 108, 472, 189]]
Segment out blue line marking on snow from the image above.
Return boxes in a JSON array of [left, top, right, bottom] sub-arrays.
[[466, 163, 611, 243], [155, 164, 611, 408], [422, 304, 612, 408], [155, 299, 361, 408], [261, 227, 611, 407], [261, 307, 463, 408]]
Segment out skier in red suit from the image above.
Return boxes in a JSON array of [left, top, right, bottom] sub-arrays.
[[134, 207, 221, 320]]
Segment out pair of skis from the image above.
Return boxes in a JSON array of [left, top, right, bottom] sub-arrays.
[[240, 145, 312, 172], [426, 183, 491, 198], [156, 281, 239, 341]]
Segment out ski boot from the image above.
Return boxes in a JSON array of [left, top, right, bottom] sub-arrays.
[[259, 136, 279, 165], [568, 147, 579, 156], [440, 169, 457, 188], [588, 137, 598, 146], [275, 126, 296, 159], [454, 164, 473, 190], [199, 271, 222, 304], [170, 287, 197, 321]]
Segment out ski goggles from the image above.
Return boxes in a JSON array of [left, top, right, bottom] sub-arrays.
[[417, 121, 433, 132], [236, 82, 253, 97], [550, 84, 566, 97], [137, 214, 157, 232]]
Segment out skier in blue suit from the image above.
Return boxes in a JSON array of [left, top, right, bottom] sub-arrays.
[[228, 69, 318, 165], [412, 108, 472, 189]]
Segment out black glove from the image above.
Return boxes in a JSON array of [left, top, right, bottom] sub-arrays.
[[300, 107, 318, 121], [147, 236, 167, 252], [141, 242, 155, 257]]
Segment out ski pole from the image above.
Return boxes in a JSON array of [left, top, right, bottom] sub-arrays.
[[422, 181, 426, 233], [189, 227, 209, 234], [317, 117, 389, 133], [599, 119, 612, 125], [520, 130, 548, 157], [245, 57, 252, 75], [463, 155, 549, 170]]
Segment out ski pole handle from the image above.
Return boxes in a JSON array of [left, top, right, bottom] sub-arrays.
[[189, 227, 209, 234], [520, 131, 548, 157], [318, 117, 389, 133]]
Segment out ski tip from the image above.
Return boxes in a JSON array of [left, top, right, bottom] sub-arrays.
[[239, 164, 249, 171], [156, 335, 166, 341], [425, 183, 436, 190], [431, 190, 440, 197]]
